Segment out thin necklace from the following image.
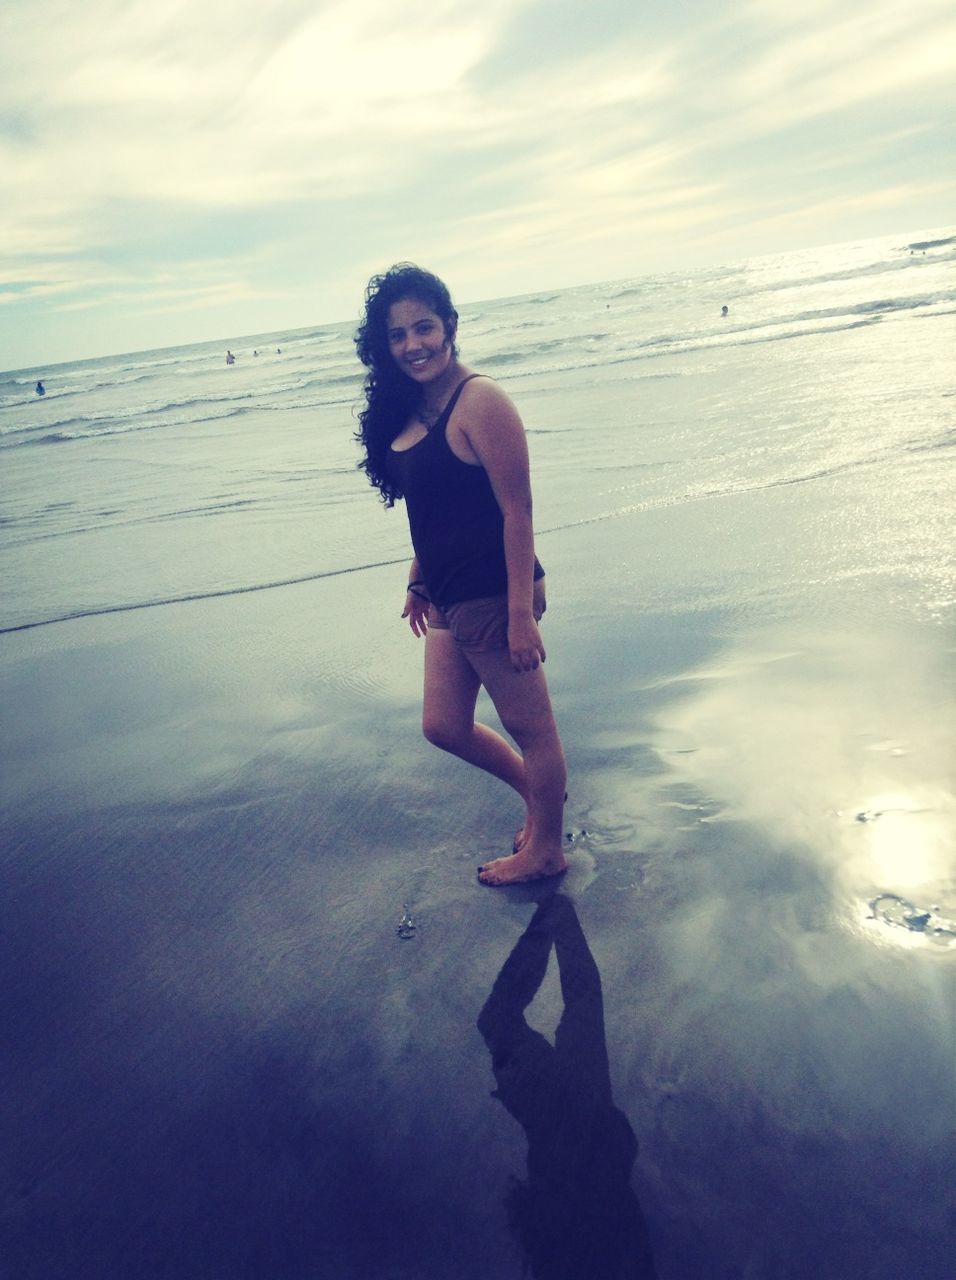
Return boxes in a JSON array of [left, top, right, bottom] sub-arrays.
[[416, 401, 442, 429]]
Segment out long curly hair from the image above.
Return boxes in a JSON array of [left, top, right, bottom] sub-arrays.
[[354, 263, 458, 506]]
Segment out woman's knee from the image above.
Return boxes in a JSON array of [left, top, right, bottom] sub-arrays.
[[497, 703, 558, 750], [422, 712, 470, 753]]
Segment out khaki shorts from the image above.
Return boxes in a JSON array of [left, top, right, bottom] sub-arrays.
[[428, 577, 546, 652]]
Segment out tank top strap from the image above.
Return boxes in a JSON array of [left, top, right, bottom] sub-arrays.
[[433, 373, 487, 433]]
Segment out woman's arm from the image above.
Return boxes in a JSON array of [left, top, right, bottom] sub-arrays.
[[459, 383, 545, 672]]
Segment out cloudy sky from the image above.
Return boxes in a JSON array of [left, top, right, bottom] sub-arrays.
[[2, 0, 953, 369]]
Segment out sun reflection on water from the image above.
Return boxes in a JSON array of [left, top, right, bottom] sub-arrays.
[[650, 627, 955, 950], [852, 791, 951, 889]]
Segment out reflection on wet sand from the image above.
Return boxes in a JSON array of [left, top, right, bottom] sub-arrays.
[[478, 894, 657, 1279], [648, 626, 955, 944]]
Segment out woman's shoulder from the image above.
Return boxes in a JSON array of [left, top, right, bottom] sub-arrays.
[[451, 372, 526, 456], [460, 372, 520, 420]]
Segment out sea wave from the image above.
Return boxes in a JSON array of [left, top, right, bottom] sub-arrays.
[[477, 290, 950, 378], [1, 385, 362, 449], [12, 406, 259, 448], [488, 291, 562, 311], [736, 247, 956, 302], [482, 312, 895, 383], [540, 452, 898, 539], [905, 236, 955, 251], [0, 557, 410, 636], [0, 369, 160, 410]]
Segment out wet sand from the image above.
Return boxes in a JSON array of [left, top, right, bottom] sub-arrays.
[[2, 498, 953, 1278]]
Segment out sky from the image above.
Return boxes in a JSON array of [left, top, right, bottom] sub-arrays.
[[1, 0, 953, 370]]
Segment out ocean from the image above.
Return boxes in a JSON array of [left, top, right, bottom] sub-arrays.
[[2, 228, 953, 634], [1, 228, 954, 1279]]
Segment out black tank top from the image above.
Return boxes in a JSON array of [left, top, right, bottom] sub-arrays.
[[387, 374, 544, 607]]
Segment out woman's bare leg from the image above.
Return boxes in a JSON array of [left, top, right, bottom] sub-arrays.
[[464, 649, 568, 886], [422, 629, 528, 797]]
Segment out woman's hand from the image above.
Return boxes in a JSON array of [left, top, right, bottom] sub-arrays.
[[402, 587, 430, 638], [507, 614, 546, 672]]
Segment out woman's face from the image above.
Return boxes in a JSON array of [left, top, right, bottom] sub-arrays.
[[386, 296, 456, 385]]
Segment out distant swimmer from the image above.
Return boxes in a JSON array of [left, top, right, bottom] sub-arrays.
[[253, 350, 259, 357], [721, 305, 729, 317], [35, 380, 45, 395], [226, 350, 235, 365], [277, 347, 281, 354]]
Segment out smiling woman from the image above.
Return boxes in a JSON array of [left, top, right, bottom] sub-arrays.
[[353, 263, 568, 887]]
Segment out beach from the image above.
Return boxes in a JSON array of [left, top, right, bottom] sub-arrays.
[[2, 231, 954, 1278]]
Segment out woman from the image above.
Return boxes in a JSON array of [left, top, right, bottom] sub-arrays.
[[355, 264, 567, 886]]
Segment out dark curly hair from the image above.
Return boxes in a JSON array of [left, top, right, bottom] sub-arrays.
[[354, 263, 458, 506]]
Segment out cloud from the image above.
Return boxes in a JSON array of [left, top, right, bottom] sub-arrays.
[[731, 179, 956, 237], [724, 3, 956, 136], [2, 0, 522, 209], [0, 0, 953, 363]]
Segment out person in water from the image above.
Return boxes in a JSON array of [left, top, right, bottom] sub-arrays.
[[35, 380, 45, 395], [225, 350, 236, 365], [354, 264, 567, 886]]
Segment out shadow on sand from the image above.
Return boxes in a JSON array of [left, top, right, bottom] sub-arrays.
[[478, 893, 657, 1279]]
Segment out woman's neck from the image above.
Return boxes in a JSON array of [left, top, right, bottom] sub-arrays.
[[420, 359, 471, 413]]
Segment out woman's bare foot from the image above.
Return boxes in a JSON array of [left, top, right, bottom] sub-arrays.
[[478, 845, 568, 887], [512, 791, 566, 853]]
